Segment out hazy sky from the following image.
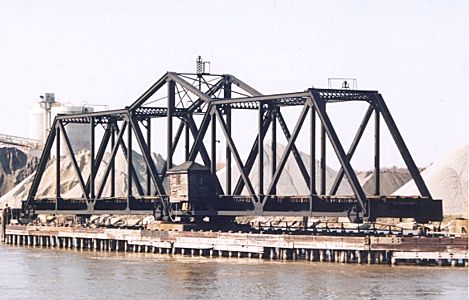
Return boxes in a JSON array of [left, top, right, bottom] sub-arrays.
[[0, 0, 467, 170]]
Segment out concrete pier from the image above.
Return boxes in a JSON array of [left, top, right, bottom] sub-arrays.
[[3, 225, 468, 267]]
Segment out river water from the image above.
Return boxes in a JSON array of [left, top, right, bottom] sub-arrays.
[[0, 244, 466, 300]]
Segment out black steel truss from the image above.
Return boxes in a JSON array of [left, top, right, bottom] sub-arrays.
[[22, 72, 442, 223]]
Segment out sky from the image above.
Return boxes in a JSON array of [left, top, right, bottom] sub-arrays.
[[0, 0, 467, 170]]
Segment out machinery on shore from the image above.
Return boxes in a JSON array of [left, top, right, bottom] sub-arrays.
[[20, 63, 443, 224]]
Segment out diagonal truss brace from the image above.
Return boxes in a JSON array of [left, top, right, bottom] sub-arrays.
[[58, 121, 90, 201], [233, 109, 273, 195], [308, 90, 368, 213], [374, 93, 431, 198], [329, 105, 374, 195], [266, 104, 310, 198], [274, 109, 311, 190], [127, 114, 166, 196], [214, 107, 257, 204]]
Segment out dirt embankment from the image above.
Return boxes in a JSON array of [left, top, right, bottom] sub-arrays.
[[0, 147, 37, 197]]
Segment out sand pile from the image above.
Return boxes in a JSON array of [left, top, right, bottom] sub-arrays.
[[394, 145, 468, 218], [0, 149, 165, 209], [0, 146, 38, 196], [357, 167, 412, 196]]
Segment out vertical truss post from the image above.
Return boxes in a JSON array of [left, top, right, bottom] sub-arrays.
[[167, 79, 175, 170], [184, 119, 190, 161], [211, 109, 217, 175], [55, 125, 60, 207], [97, 121, 128, 199], [127, 119, 132, 205], [309, 91, 367, 214], [271, 107, 277, 195], [114, 123, 144, 196], [258, 103, 264, 196], [320, 103, 326, 195], [160, 120, 186, 178], [128, 116, 166, 198], [85, 123, 111, 194], [59, 122, 90, 200], [225, 106, 232, 194], [146, 118, 152, 196], [90, 118, 95, 200], [310, 108, 316, 195], [224, 78, 232, 194], [110, 122, 116, 198], [374, 108, 380, 196]]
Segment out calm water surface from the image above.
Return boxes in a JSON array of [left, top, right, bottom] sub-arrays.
[[0, 244, 466, 300]]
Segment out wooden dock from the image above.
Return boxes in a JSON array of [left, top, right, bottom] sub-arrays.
[[3, 225, 467, 267]]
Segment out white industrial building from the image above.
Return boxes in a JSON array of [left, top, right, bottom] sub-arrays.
[[29, 93, 93, 153]]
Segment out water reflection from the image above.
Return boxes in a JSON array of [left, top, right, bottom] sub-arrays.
[[0, 245, 466, 300]]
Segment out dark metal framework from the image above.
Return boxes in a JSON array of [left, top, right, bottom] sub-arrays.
[[22, 71, 442, 223]]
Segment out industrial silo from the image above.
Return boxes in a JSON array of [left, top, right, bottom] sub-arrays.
[[28, 93, 94, 153], [28, 93, 56, 145], [51, 104, 94, 153], [28, 102, 46, 144]]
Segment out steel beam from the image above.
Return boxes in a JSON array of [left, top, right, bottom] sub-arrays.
[[329, 105, 374, 195], [169, 72, 213, 103], [146, 118, 152, 196], [309, 90, 367, 214], [232, 110, 272, 195], [275, 110, 311, 189], [55, 126, 60, 203], [25, 120, 57, 207], [214, 107, 257, 204], [227, 74, 263, 96], [211, 110, 217, 175], [97, 121, 128, 198], [320, 110, 326, 195], [128, 116, 166, 197], [258, 104, 264, 196], [129, 72, 169, 110], [271, 107, 277, 195], [159, 119, 186, 178], [167, 80, 175, 170], [374, 93, 431, 198], [214, 92, 309, 105], [186, 114, 224, 194], [90, 118, 95, 200], [375, 108, 380, 196], [188, 109, 212, 162], [224, 77, 232, 194], [127, 119, 133, 203], [59, 122, 89, 200], [110, 123, 116, 197], [310, 109, 316, 195], [114, 124, 144, 196], [84, 123, 112, 194], [266, 104, 310, 197], [185, 119, 190, 161]]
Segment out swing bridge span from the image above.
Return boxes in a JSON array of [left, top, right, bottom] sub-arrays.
[[21, 70, 443, 224]]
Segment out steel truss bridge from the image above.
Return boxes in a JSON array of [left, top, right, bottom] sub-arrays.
[[22, 71, 442, 223]]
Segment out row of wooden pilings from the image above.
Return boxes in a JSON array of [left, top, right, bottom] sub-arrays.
[[4, 233, 386, 263], [3, 233, 467, 267]]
